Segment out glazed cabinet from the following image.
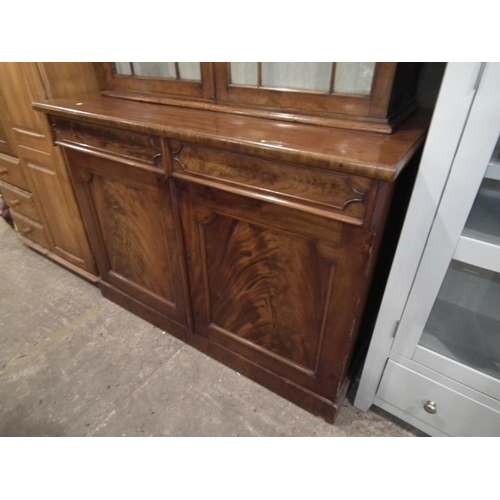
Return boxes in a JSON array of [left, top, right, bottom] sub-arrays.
[[0, 63, 101, 279], [34, 64, 427, 422], [355, 63, 500, 436], [103, 62, 421, 133]]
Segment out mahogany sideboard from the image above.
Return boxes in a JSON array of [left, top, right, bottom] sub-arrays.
[[34, 93, 427, 423]]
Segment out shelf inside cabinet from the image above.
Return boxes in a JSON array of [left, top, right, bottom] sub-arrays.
[[454, 236, 500, 274], [463, 178, 500, 246], [485, 160, 500, 181], [420, 299, 500, 381]]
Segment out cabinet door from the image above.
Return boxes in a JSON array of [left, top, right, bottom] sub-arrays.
[[103, 63, 215, 100], [21, 146, 97, 273], [214, 62, 419, 130], [177, 180, 376, 399], [65, 148, 189, 327]]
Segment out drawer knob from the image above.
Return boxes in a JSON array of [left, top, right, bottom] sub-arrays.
[[21, 227, 32, 235], [424, 401, 437, 414], [10, 199, 20, 207], [0, 168, 8, 175]]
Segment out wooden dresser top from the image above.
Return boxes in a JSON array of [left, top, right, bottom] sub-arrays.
[[34, 94, 429, 181]]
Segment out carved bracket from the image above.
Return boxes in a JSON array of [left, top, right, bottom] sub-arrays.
[[341, 176, 365, 209], [316, 241, 339, 266], [169, 139, 183, 156], [80, 169, 94, 184], [196, 207, 217, 226]]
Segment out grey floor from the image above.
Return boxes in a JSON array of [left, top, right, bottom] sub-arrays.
[[0, 218, 425, 437]]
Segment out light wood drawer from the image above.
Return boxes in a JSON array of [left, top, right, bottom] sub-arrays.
[[0, 180, 40, 221], [13, 128, 52, 154], [377, 360, 500, 437], [17, 144, 55, 172], [0, 152, 30, 191], [11, 209, 49, 248], [172, 143, 375, 226]]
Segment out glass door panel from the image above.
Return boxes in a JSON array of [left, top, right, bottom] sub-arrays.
[[104, 63, 213, 100], [261, 62, 333, 92], [228, 62, 376, 96], [419, 261, 500, 380], [113, 62, 202, 82], [463, 178, 500, 245], [131, 62, 176, 79], [418, 135, 500, 378], [177, 62, 202, 81], [334, 62, 376, 95], [463, 139, 500, 246], [230, 62, 258, 86], [114, 62, 132, 75]]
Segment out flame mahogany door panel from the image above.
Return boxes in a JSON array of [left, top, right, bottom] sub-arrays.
[[64, 148, 189, 328], [177, 180, 379, 400]]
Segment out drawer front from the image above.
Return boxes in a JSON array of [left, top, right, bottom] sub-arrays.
[[17, 144, 55, 172], [172, 143, 375, 226], [0, 152, 29, 191], [0, 180, 40, 221], [52, 118, 163, 167], [13, 127, 53, 154], [377, 360, 500, 437], [11, 209, 49, 248]]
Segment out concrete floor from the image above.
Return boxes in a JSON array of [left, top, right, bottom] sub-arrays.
[[0, 218, 425, 437]]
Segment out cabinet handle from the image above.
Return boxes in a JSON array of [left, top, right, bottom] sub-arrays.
[[21, 227, 32, 235], [0, 168, 8, 175], [424, 401, 437, 414], [10, 199, 20, 207]]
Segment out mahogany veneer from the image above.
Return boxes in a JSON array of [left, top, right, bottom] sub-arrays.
[[35, 94, 428, 423]]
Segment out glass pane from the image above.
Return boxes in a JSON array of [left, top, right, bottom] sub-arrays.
[[463, 137, 500, 246], [463, 178, 500, 245], [419, 135, 500, 379], [114, 62, 132, 75], [231, 62, 258, 86], [178, 62, 201, 81], [487, 138, 500, 180], [420, 261, 500, 380], [131, 62, 176, 79], [262, 62, 333, 92], [334, 62, 376, 95]]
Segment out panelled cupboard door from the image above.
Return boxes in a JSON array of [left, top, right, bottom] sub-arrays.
[[177, 180, 376, 399], [64, 148, 189, 328]]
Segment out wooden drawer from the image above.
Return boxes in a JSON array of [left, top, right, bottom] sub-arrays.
[[52, 118, 163, 167], [377, 360, 500, 437], [11, 209, 49, 248], [13, 127, 53, 154], [172, 143, 375, 226], [17, 144, 55, 172], [0, 152, 29, 191], [0, 180, 40, 221]]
